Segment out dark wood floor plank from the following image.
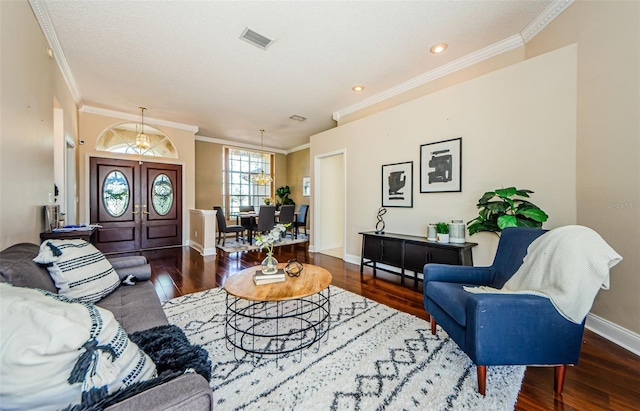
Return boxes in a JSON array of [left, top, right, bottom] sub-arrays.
[[143, 244, 640, 410]]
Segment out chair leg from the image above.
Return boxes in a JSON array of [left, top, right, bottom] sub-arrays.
[[554, 365, 567, 394], [430, 317, 437, 335], [477, 365, 487, 396]]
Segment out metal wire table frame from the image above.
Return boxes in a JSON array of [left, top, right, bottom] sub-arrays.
[[223, 263, 332, 360], [224, 287, 331, 357]]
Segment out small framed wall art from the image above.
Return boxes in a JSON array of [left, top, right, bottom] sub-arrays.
[[382, 161, 413, 207], [302, 176, 311, 197], [420, 137, 462, 193]]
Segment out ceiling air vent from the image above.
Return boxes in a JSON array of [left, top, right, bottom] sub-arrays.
[[239, 27, 274, 50]]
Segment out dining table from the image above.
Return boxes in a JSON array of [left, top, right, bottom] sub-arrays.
[[236, 211, 279, 245], [236, 210, 296, 245]]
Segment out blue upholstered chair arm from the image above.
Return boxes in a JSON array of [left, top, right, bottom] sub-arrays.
[[424, 264, 495, 285], [464, 293, 585, 366]]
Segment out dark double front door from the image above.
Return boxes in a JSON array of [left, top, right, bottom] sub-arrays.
[[90, 157, 182, 253]]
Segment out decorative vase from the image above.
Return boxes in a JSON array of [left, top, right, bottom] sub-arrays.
[[449, 220, 466, 244], [436, 233, 450, 243], [427, 224, 437, 241], [261, 254, 279, 274]]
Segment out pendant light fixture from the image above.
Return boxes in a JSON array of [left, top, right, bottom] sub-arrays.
[[135, 107, 151, 151], [251, 129, 273, 185]]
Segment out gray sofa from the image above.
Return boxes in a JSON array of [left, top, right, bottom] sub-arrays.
[[0, 242, 213, 410]]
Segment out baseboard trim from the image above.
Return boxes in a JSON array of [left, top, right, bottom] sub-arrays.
[[344, 253, 359, 266], [188, 241, 216, 256], [586, 313, 640, 356]]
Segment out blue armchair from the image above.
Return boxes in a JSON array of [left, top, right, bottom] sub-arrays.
[[423, 227, 585, 395]]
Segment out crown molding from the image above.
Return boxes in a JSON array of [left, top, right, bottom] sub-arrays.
[[29, 0, 83, 106], [521, 0, 574, 43], [287, 143, 310, 154], [332, 0, 573, 122], [80, 105, 199, 133], [332, 34, 524, 121], [195, 135, 288, 155]]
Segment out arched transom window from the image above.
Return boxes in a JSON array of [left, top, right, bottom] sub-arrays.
[[96, 122, 178, 158]]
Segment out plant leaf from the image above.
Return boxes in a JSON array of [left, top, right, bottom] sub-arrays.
[[485, 201, 509, 213], [495, 187, 517, 198], [497, 215, 518, 229], [515, 217, 542, 228], [517, 208, 549, 222], [515, 189, 534, 197], [477, 191, 496, 204]]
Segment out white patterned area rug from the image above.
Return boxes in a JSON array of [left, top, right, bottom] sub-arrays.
[[217, 233, 309, 253], [162, 286, 524, 410]]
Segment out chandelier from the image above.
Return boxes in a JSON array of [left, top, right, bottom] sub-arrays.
[[252, 129, 273, 185], [135, 107, 151, 151]]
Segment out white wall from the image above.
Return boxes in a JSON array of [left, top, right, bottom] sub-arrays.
[[311, 45, 578, 266], [0, 1, 78, 249]]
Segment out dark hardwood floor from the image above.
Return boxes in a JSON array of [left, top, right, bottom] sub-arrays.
[[142, 243, 640, 410]]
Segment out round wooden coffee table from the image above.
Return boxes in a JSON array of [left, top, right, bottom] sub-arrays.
[[224, 263, 332, 356]]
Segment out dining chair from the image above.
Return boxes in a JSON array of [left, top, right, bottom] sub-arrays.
[[213, 206, 245, 246], [293, 205, 309, 238], [238, 205, 254, 229], [252, 205, 276, 235], [277, 205, 295, 238]]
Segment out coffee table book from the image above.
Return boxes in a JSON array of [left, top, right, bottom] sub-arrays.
[[254, 269, 285, 285]]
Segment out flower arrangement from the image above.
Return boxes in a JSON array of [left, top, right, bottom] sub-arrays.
[[263, 197, 273, 205], [255, 223, 291, 274], [255, 223, 290, 255]]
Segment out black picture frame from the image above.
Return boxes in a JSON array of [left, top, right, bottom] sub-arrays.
[[382, 161, 413, 207], [420, 137, 462, 193]]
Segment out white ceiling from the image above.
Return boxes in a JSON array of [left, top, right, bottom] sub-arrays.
[[32, 0, 567, 151]]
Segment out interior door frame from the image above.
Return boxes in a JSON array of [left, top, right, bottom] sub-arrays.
[[313, 148, 347, 259], [85, 153, 187, 248]]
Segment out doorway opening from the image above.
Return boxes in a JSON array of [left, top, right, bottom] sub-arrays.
[[314, 150, 346, 259]]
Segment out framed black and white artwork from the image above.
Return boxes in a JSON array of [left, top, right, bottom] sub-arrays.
[[382, 161, 413, 207], [302, 176, 310, 197], [420, 137, 462, 193]]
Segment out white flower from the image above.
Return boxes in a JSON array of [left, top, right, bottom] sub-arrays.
[[255, 223, 290, 254]]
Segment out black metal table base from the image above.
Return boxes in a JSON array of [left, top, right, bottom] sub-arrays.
[[225, 288, 331, 359]]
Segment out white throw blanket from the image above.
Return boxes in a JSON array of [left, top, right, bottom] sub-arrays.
[[464, 225, 622, 324]]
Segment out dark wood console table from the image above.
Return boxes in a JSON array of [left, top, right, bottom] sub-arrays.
[[40, 227, 98, 245], [359, 231, 477, 286]]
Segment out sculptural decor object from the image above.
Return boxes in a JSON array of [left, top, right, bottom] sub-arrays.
[[375, 207, 387, 234], [381, 161, 413, 207]]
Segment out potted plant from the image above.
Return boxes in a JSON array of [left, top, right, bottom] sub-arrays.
[[436, 222, 450, 243], [467, 187, 548, 236], [275, 186, 295, 209]]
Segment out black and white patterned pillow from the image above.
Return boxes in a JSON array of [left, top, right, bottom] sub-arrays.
[[33, 239, 120, 303], [0, 283, 157, 410]]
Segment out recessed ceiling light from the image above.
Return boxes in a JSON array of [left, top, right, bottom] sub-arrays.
[[430, 43, 448, 54], [289, 115, 306, 122], [352, 85, 365, 92]]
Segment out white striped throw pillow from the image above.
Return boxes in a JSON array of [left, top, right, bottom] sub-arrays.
[[33, 239, 120, 303]]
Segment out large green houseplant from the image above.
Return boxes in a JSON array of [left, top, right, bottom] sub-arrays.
[[275, 185, 295, 207], [467, 187, 548, 236]]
